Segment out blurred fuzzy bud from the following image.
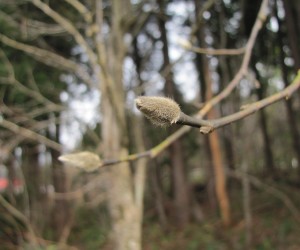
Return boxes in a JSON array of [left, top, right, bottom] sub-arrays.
[[177, 38, 192, 49], [135, 96, 181, 127], [58, 151, 102, 172]]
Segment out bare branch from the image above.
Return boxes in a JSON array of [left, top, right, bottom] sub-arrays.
[[29, 0, 98, 69], [191, 0, 217, 36], [0, 33, 94, 87], [228, 170, 300, 224], [63, 0, 92, 24], [176, 70, 300, 133], [0, 76, 60, 108], [0, 195, 38, 245], [0, 118, 62, 151], [66, 69, 300, 172], [198, 0, 269, 117], [178, 39, 246, 56]]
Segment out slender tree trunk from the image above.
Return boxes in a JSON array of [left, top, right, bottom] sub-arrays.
[[193, 0, 231, 227], [23, 145, 45, 234], [150, 160, 168, 227], [99, 1, 144, 249], [193, 0, 216, 213], [253, 68, 276, 175], [275, 6, 300, 179], [242, 162, 252, 249], [218, 3, 236, 171], [282, 0, 300, 71], [243, 0, 276, 175], [257, 91, 276, 173], [51, 149, 69, 240], [101, 90, 140, 250], [157, 0, 191, 226]]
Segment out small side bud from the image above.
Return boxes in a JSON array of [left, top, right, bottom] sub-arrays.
[[58, 151, 102, 172], [135, 96, 181, 127]]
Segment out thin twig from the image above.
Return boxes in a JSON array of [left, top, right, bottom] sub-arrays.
[[0, 119, 62, 151], [0, 33, 94, 87], [0, 195, 38, 245], [228, 170, 300, 224], [30, 0, 98, 70], [198, 0, 269, 117], [70, 70, 300, 173], [63, 0, 92, 23], [179, 40, 246, 55], [175, 70, 300, 133]]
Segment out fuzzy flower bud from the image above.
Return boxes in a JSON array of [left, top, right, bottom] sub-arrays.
[[135, 96, 181, 127], [58, 151, 102, 172]]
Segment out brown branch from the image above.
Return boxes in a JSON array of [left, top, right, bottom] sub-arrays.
[[30, 0, 98, 70], [25, 19, 67, 37], [0, 33, 95, 87], [53, 175, 105, 200], [63, 0, 92, 23], [228, 170, 300, 224], [123, 0, 270, 166], [0, 195, 38, 246], [179, 39, 246, 55], [0, 76, 61, 108], [175, 70, 300, 133], [0, 119, 62, 152], [198, 0, 269, 117], [191, 0, 217, 36], [59, 0, 273, 176], [61, 69, 300, 174]]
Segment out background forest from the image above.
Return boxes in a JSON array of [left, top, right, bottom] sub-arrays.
[[0, 0, 300, 249]]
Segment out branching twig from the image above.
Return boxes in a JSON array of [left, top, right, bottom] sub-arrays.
[[0, 195, 38, 245], [29, 0, 98, 70], [63, 0, 92, 23], [0, 119, 62, 151], [178, 70, 300, 133], [178, 39, 246, 56], [228, 170, 300, 224], [60, 70, 300, 173], [0, 33, 95, 87], [198, 0, 269, 117]]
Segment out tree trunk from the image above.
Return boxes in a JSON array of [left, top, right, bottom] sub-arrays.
[[157, 0, 191, 226], [51, 149, 69, 240], [275, 6, 300, 179], [253, 69, 276, 175], [193, 0, 231, 227], [99, 1, 144, 249], [256, 89, 276, 174], [218, 4, 236, 171], [282, 0, 300, 71]]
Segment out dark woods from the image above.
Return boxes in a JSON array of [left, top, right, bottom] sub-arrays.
[[0, 0, 299, 249]]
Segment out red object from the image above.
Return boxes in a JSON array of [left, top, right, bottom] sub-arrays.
[[0, 178, 8, 191]]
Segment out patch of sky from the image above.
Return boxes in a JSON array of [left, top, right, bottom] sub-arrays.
[[174, 57, 199, 101], [223, 0, 231, 6], [276, 0, 285, 19], [59, 73, 100, 151], [203, 11, 211, 20], [284, 57, 294, 67], [267, 16, 279, 32], [239, 78, 252, 97]]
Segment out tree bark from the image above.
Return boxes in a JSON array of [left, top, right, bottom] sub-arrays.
[[100, 1, 144, 249], [218, 3, 236, 171], [275, 5, 300, 179], [254, 69, 276, 175], [51, 149, 69, 240], [157, 0, 191, 226], [282, 0, 300, 71], [193, 0, 231, 227]]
